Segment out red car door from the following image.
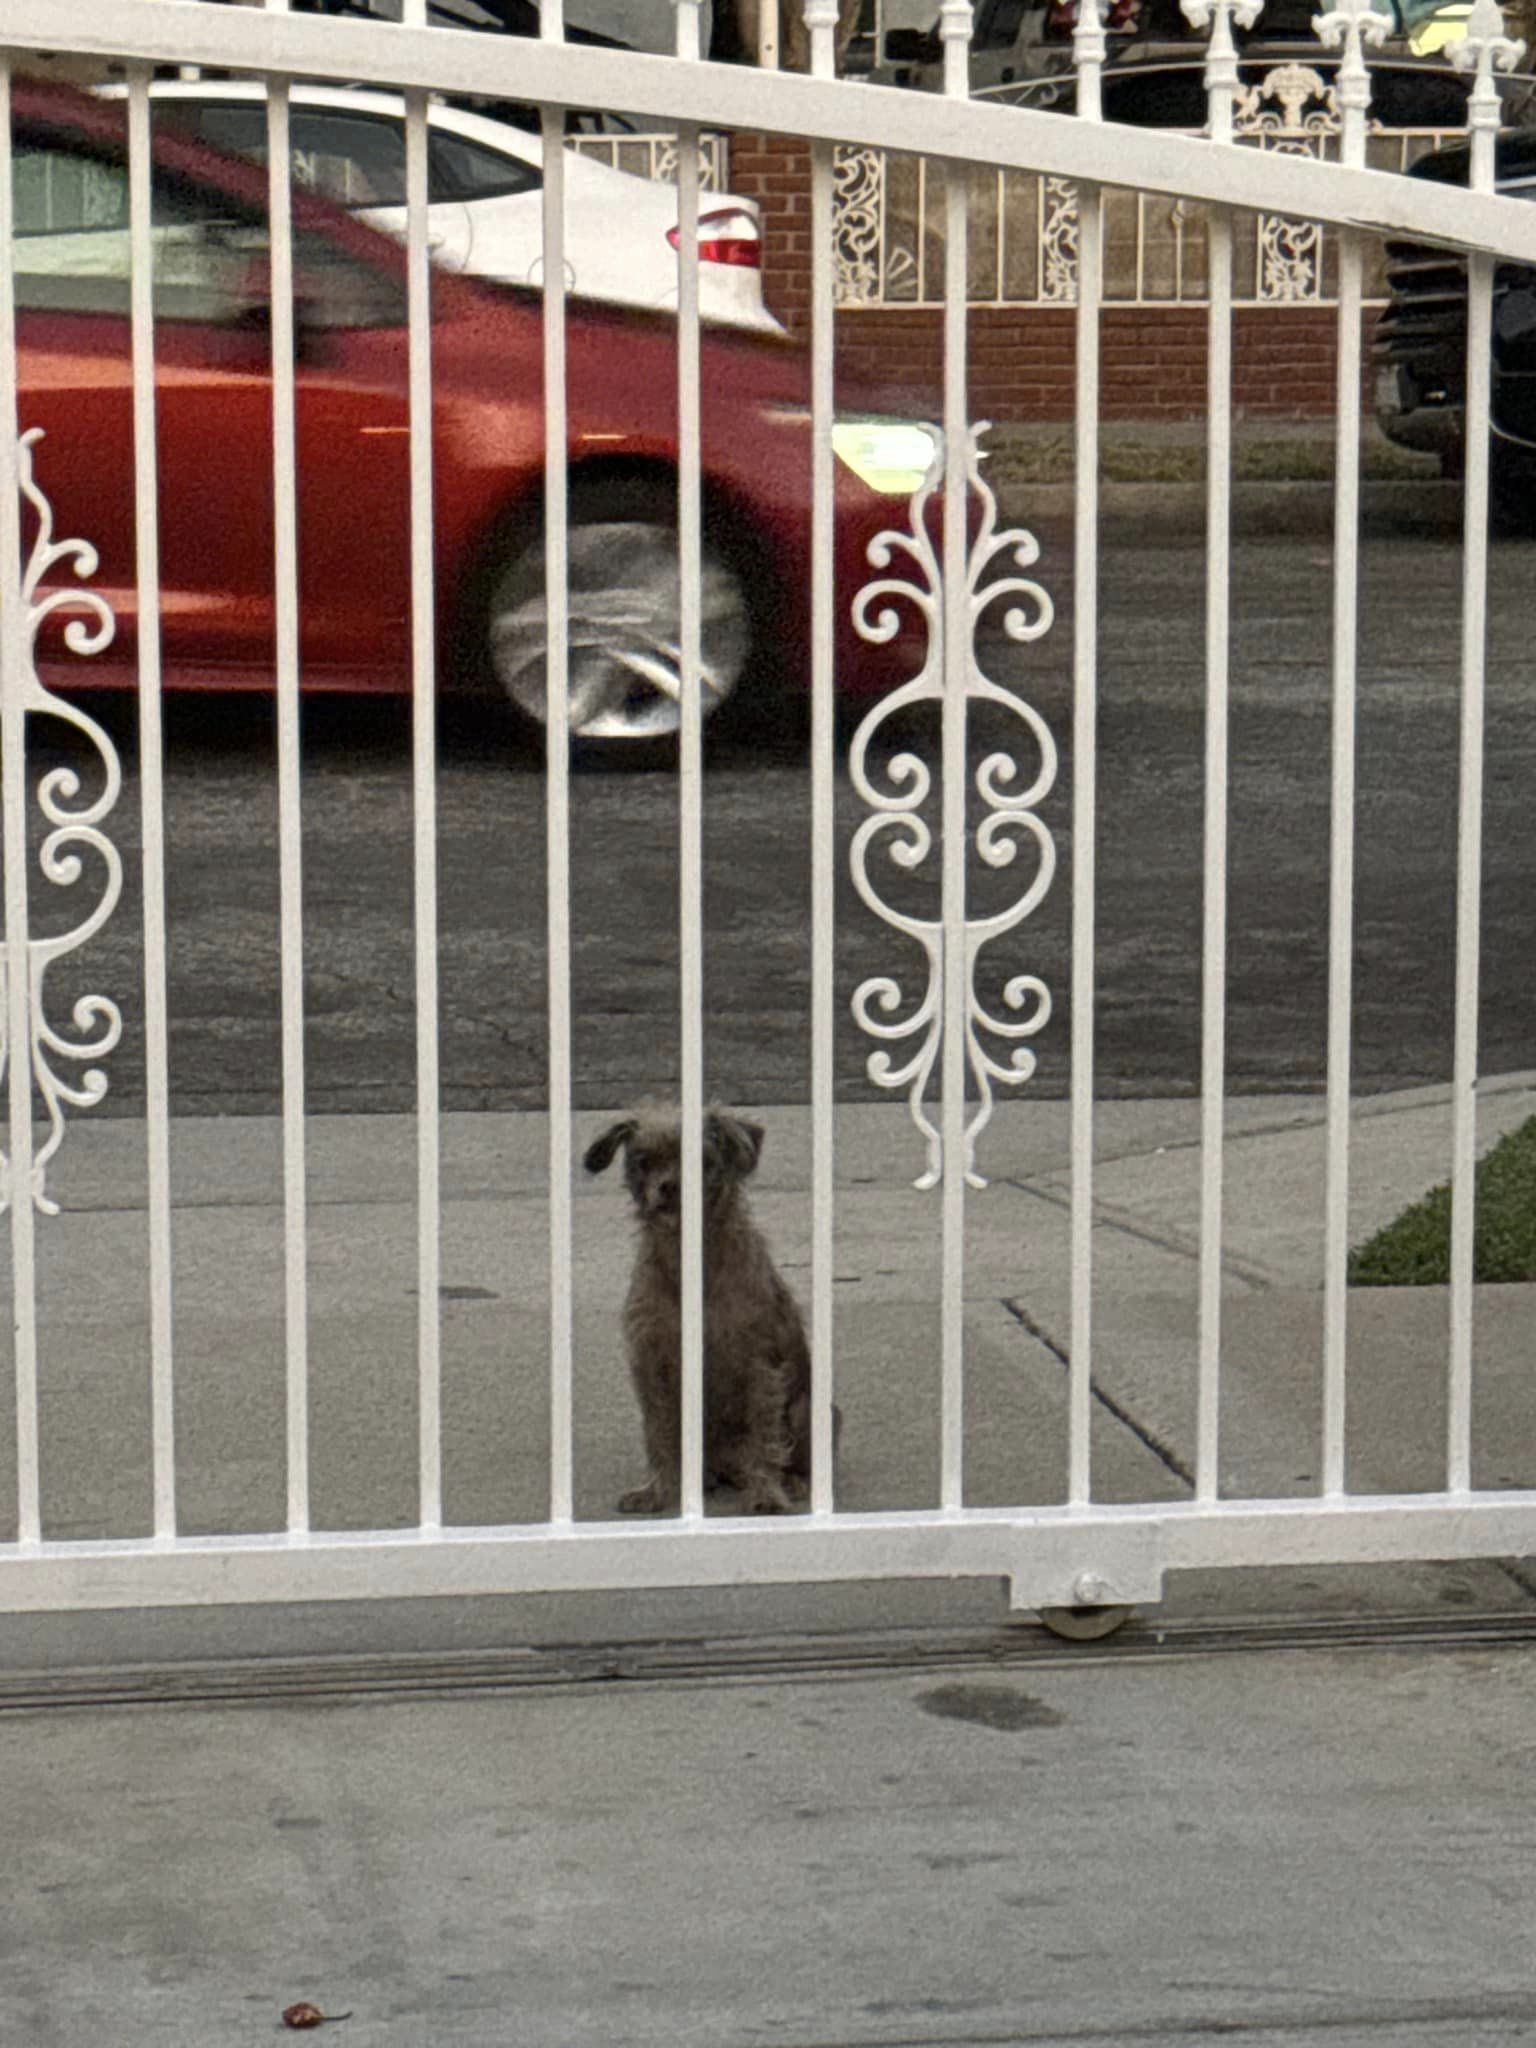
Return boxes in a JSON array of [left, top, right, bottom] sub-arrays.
[[14, 99, 413, 693]]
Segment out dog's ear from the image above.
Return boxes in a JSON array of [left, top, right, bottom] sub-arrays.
[[706, 1110, 764, 1182], [583, 1118, 638, 1176]]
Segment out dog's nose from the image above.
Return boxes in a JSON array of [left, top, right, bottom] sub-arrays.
[[652, 1178, 679, 1212]]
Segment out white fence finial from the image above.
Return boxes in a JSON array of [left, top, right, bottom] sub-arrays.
[[1451, 0, 1524, 184], [1312, 0, 1392, 159], [803, 0, 840, 76], [1181, 0, 1264, 142], [939, 0, 974, 96], [674, 0, 704, 61], [1074, 0, 1109, 122]]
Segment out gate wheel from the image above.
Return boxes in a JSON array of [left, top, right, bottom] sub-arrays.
[[1037, 1603, 1135, 1642]]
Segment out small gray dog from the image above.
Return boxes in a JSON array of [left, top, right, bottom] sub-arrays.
[[584, 1104, 836, 1515]]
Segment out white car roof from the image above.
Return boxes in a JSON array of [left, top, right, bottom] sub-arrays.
[[138, 81, 546, 162], [111, 79, 693, 210]]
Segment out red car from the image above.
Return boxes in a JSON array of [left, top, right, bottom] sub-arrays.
[[12, 77, 934, 746]]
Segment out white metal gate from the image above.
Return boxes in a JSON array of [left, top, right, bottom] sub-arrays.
[[0, 0, 1532, 1623]]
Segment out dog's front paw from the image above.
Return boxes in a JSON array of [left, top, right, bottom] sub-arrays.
[[739, 1479, 793, 1515], [618, 1479, 668, 1515]]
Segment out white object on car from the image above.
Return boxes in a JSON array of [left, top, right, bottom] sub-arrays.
[[98, 80, 780, 333]]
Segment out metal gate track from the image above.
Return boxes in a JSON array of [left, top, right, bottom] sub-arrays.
[[6, 1608, 1536, 1712]]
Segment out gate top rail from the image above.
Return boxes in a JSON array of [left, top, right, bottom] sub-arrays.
[[8, 0, 1536, 264]]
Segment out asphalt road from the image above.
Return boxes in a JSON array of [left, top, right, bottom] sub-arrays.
[[28, 509, 1536, 1117]]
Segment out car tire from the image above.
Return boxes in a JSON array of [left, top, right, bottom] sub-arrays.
[[474, 476, 775, 762], [1490, 459, 1534, 537]]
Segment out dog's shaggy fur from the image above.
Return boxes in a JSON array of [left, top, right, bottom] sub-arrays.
[[584, 1104, 835, 1515]]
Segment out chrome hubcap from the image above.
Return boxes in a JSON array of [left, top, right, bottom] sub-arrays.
[[489, 519, 751, 741]]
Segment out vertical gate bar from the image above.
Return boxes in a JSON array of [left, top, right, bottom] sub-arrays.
[[759, 0, 782, 66], [128, 69, 178, 1538], [1188, 0, 1245, 1504], [1447, 21, 1509, 1490], [916, 157, 926, 303], [1195, 221, 1230, 1505], [1448, 243, 1491, 1492], [1194, 254, 1232, 1504], [1322, 220, 1364, 1498], [995, 167, 1006, 304], [0, 65, 42, 1546], [1035, 168, 1046, 307], [1318, 0, 1392, 1507], [884, 149, 897, 305], [807, 0, 838, 1514], [676, 0, 706, 1522], [1069, 0, 1106, 1509], [264, 52, 311, 1535], [939, 1, 971, 1514], [1136, 192, 1147, 301], [402, 29, 443, 1530], [540, 0, 574, 1525], [1315, 0, 1384, 1496]]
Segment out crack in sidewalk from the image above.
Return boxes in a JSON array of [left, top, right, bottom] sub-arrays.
[[1495, 1557, 1536, 1607], [1046, 1069, 1536, 1178], [1007, 1181, 1275, 1291], [1002, 1297, 1196, 1491]]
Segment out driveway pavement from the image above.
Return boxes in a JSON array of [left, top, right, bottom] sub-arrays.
[[8, 1616, 1536, 2047], [4, 1080, 1536, 2044], [3, 1074, 1534, 1659]]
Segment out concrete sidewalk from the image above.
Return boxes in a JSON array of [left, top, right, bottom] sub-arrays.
[[992, 419, 1466, 538], [2, 1073, 1534, 1667], [8, 1618, 1536, 2046], [7, 1080, 1536, 2047]]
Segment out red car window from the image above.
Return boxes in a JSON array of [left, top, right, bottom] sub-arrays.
[[14, 126, 406, 330]]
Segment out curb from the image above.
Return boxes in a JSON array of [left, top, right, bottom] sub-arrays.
[[996, 475, 1465, 537]]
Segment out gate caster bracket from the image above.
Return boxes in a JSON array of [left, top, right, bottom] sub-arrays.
[[1037, 1603, 1135, 1642]]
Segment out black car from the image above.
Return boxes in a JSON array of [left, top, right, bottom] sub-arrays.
[[1375, 130, 1536, 506]]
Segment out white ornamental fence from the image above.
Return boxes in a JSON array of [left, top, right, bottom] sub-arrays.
[[0, 0, 1533, 1629], [830, 113, 1465, 306], [569, 125, 729, 189], [569, 102, 1460, 308], [570, 96, 1463, 307]]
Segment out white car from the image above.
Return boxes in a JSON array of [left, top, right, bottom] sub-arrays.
[[102, 80, 778, 332]]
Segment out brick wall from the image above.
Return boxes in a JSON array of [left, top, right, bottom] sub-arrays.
[[833, 303, 1371, 421], [730, 130, 816, 322], [730, 130, 1376, 424]]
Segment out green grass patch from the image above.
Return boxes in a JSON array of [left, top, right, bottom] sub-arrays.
[[1349, 1115, 1536, 1286]]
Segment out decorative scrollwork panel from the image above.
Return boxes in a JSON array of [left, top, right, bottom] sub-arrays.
[[1, 429, 124, 1215], [833, 144, 922, 306], [848, 426, 1058, 1191], [1233, 62, 1342, 302], [1040, 176, 1081, 304]]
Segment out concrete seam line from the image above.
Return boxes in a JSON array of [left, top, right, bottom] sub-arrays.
[[1001, 1296, 1197, 1492]]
